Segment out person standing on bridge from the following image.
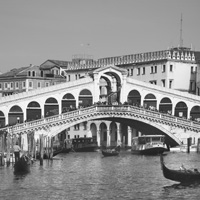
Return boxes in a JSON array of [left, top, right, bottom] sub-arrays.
[[13, 141, 21, 163]]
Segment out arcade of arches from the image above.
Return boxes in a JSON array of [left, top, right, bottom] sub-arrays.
[[1, 67, 200, 148]]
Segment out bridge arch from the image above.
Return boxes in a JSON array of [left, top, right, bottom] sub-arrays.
[[143, 93, 157, 110], [0, 111, 5, 128], [190, 105, 200, 121], [159, 97, 172, 114], [174, 101, 188, 118], [62, 93, 76, 112], [109, 122, 118, 146], [44, 97, 59, 117], [26, 101, 41, 122], [79, 89, 93, 108], [90, 123, 97, 140], [127, 90, 141, 105], [100, 122, 107, 147], [8, 105, 23, 125]]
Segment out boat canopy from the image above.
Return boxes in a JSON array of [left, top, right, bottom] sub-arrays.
[[132, 135, 165, 144]]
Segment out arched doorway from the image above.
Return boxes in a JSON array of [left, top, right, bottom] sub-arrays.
[[8, 105, 23, 125], [44, 97, 59, 117], [100, 123, 107, 147], [26, 101, 41, 121], [143, 93, 157, 110], [190, 106, 200, 121], [78, 89, 93, 108], [127, 90, 141, 106], [175, 101, 188, 118], [62, 93, 76, 112], [159, 97, 172, 114], [0, 111, 5, 128], [110, 122, 117, 147], [90, 123, 97, 142]]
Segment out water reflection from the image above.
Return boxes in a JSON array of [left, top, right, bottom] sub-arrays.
[[164, 182, 200, 190], [1, 152, 200, 200]]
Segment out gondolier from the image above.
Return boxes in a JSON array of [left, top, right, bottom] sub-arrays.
[[13, 141, 21, 162]]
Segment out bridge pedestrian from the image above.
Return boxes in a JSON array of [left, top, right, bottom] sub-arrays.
[[13, 141, 21, 163]]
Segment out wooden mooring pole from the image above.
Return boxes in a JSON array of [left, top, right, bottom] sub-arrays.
[[0, 133, 5, 166], [197, 138, 200, 153], [187, 137, 191, 153], [50, 137, 53, 160], [6, 132, 11, 166], [40, 134, 44, 166]]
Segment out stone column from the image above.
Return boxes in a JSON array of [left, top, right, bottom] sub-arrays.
[[97, 129, 101, 147], [117, 123, 121, 145], [107, 129, 110, 147], [127, 126, 132, 147]]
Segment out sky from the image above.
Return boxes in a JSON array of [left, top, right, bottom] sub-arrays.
[[0, 0, 200, 73]]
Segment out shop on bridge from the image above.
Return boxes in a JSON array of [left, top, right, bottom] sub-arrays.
[[78, 89, 93, 108], [174, 101, 188, 119], [8, 105, 23, 125], [127, 90, 141, 106], [159, 97, 172, 114], [62, 93, 76, 113], [27, 101, 41, 122], [44, 97, 59, 117]]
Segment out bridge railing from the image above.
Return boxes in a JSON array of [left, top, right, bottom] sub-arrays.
[[1, 105, 200, 134]]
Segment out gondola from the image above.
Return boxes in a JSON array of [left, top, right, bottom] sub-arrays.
[[14, 155, 31, 174], [160, 155, 200, 183], [102, 146, 120, 157]]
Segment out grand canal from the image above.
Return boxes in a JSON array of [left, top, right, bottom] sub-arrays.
[[1, 151, 200, 200]]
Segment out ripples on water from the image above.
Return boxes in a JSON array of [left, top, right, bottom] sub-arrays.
[[1, 151, 200, 200]]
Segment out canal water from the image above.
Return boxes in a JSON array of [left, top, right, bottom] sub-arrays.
[[1, 151, 200, 200]]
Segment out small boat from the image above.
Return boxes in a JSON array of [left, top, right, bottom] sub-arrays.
[[14, 155, 31, 174], [160, 155, 200, 183], [131, 135, 168, 155], [69, 137, 98, 152], [102, 146, 120, 157]]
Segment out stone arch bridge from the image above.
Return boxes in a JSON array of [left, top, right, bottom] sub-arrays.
[[1, 65, 200, 148]]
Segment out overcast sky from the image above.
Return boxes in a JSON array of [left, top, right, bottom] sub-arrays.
[[0, 0, 200, 73]]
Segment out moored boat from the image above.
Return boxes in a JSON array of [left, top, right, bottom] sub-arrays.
[[131, 135, 168, 155], [14, 155, 31, 174], [102, 146, 120, 157], [70, 137, 98, 152], [160, 155, 200, 183]]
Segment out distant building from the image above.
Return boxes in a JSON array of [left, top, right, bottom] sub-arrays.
[[0, 64, 66, 97]]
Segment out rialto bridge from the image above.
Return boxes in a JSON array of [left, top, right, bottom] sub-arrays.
[[1, 65, 200, 148]]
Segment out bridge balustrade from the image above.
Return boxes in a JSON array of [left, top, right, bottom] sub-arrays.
[[1, 105, 200, 135]]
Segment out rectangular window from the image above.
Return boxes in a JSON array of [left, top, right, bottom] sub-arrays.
[[45, 82, 49, 87], [137, 68, 140, 75], [151, 66, 153, 74], [75, 74, 78, 80], [170, 65, 173, 72], [29, 81, 33, 88], [191, 66, 194, 73], [68, 75, 71, 81], [15, 82, 19, 89], [149, 80, 157, 85], [154, 66, 157, 73], [190, 81, 193, 91], [74, 124, 80, 130], [131, 69, 133, 76], [4, 83, 8, 89], [142, 67, 145, 75], [169, 80, 173, 88], [23, 81, 26, 88], [161, 79, 165, 87], [162, 65, 166, 72], [38, 82, 41, 88], [0, 83, 2, 90], [10, 82, 13, 89], [127, 69, 130, 76]]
